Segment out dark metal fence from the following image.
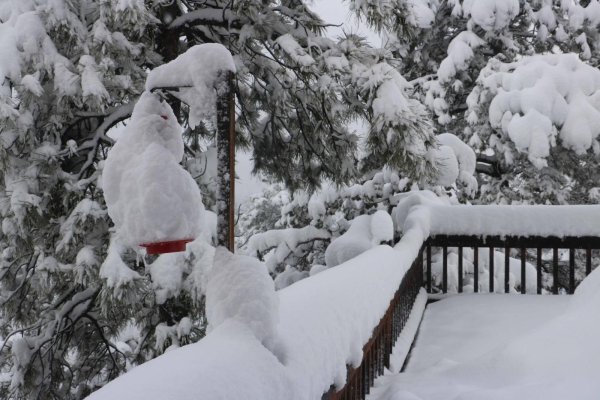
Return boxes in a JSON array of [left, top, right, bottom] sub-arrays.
[[425, 235, 600, 295], [322, 250, 423, 400]]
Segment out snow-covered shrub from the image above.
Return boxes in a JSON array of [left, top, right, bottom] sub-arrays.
[[240, 153, 477, 288]]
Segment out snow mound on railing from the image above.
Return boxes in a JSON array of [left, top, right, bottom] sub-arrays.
[[206, 248, 279, 346], [426, 204, 600, 237], [392, 192, 600, 238], [86, 244, 418, 400]]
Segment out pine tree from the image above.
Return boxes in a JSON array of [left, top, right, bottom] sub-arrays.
[[351, 0, 600, 204], [0, 1, 437, 398]]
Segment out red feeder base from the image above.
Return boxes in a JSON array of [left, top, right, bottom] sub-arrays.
[[140, 238, 194, 255]]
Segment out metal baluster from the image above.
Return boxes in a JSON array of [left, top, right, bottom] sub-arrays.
[[458, 246, 463, 293], [443, 246, 448, 293], [489, 246, 494, 293], [504, 246, 510, 293], [426, 245, 432, 293], [520, 247, 526, 294], [537, 247, 542, 295], [569, 248, 575, 294], [586, 247, 592, 276], [553, 247, 559, 294], [474, 247, 479, 293]]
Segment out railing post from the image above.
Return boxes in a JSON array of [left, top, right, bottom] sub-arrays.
[[426, 244, 432, 293], [586, 246, 592, 276], [474, 246, 479, 293], [569, 248, 575, 294]]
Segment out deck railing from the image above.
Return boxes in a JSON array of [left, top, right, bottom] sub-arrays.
[[324, 233, 600, 399], [425, 235, 600, 295], [322, 250, 423, 400]]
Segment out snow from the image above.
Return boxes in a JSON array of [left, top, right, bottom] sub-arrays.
[[369, 266, 600, 400], [276, 34, 315, 67], [430, 145, 459, 187], [79, 55, 109, 100], [145, 43, 235, 128], [206, 248, 279, 346], [461, 0, 519, 32], [99, 237, 141, 293], [436, 133, 478, 194], [85, 188, 600, 400], [86, 320, 294, 400], [406, 295, 569, 373], [425, 204, 600, 238], [102, 92, 203, 248], [87, 243, 422, 400], [274, 266, 309, 290], [325, 210, 393, 267], [387, 289, 428, 373], [469, 53, 600, 167], [437, 31, 484, 83], [247, 226, 330, 256]]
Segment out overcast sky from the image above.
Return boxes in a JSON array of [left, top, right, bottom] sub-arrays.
[[237, 1, 381, 204], [310, 0, 381, 46]]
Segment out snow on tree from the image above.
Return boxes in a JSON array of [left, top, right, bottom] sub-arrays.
[[241, 139, 477, 289], [466, 53, 600, 204], [0, 1, 154, 398], [350, 0, 600, 204]]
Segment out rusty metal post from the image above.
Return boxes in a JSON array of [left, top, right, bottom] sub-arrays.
[[216, 71, 236, 252]]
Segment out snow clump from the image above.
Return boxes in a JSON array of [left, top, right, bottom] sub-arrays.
[[468, 53, 600, 168], [325, 210, 394, 268], [102, 92, 203, 248], [145, 43, 236, 128], [206, 248, 279, 346]]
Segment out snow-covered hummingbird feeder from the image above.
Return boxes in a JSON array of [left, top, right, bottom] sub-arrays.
[[103, 43, 236, 254], [102, 92, 204, 254]]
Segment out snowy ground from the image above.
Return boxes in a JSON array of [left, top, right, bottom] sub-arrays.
[[369, 288, 600, 400]]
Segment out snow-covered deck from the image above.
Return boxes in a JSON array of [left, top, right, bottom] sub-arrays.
[[369, 294, 574, 400], [405, 294, 570, 372]]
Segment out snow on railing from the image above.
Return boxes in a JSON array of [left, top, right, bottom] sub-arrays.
[[415, 205, 600, 295], [86, 244, 426, 400]]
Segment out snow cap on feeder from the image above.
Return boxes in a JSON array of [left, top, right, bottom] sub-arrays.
[[102, 92, 203, 254]]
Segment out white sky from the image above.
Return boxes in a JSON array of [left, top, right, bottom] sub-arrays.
[[237, 1, 381, 204], [310, 0, 381, 46]]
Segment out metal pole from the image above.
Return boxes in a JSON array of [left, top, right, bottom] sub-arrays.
[[216, 71, 235, 252]]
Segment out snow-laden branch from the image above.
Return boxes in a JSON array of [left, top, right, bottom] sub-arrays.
[[65, 102, 135, 178]]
